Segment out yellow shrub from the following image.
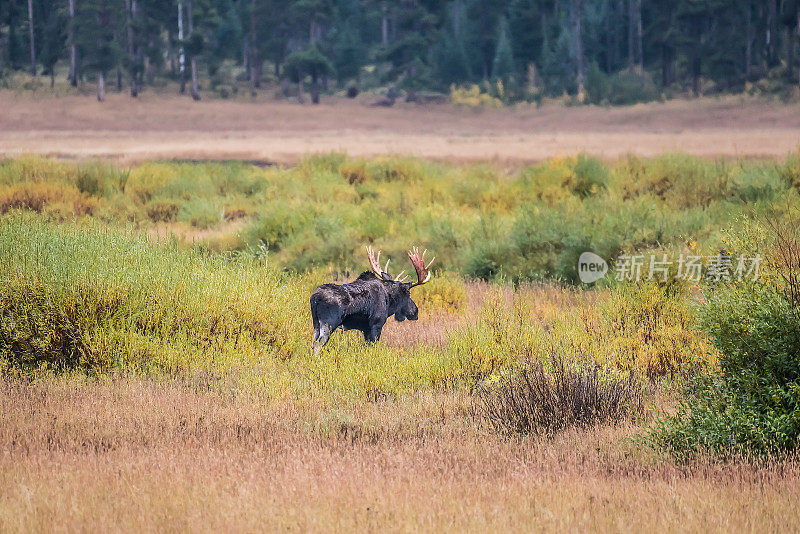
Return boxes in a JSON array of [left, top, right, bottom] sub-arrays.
[[414, 272, 467, 313], [450, 84, 503, 108], [591, 281, 718, 378], [124, 164, 175, 203]]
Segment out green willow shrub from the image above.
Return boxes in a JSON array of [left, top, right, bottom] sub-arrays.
[[650, 220, 800, 458], [0, 216, 307, 374], [2, 154, 799, 283]]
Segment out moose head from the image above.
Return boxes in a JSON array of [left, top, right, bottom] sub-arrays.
[[365, 245, 434, 322]]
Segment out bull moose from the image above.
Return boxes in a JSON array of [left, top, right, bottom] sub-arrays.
[[310, 246, 435, 354]]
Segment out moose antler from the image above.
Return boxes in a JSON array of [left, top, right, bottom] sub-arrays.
[[366, 245, 408, 281], [366, 245, 384, 278], [407, 247, 434, 287], [366, 245, 433, 285]]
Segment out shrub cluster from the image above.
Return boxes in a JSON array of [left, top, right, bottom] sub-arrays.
[[0, 153, 795, 283], [0, 216, 306, 375], [475, 349, 645, 434], [650, 218, 800, 458]]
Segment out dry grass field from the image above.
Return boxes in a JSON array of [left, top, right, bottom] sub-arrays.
[[1, 272, 799, 532], [3, 95, 800, 532], [2, 93, 800, 163], [3, 376, 800, 533]]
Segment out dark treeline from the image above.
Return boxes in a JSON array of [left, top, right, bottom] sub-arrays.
[[1, 0, 799, 103]]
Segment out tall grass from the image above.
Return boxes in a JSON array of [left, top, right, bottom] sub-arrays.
[[0, 216, 715, 397], [1, 152, 797, 281]]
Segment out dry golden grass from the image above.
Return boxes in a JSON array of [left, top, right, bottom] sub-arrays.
[[1, 377, 798, 533], [2, 93, 800, 164]]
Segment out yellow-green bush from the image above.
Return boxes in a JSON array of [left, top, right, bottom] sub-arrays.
[[414, 272, 468, 313], [591, 280, 718, 378], [450, 84, 503, 108], [1, 153, 797, 283]]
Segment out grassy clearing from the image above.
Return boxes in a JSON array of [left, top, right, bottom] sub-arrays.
[[2, 152, 799, 530], [1, 153, 798, 283], [0, 215, 715, 398], [2, 377, 799, 532]]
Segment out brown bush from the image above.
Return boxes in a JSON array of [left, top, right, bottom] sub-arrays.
[[0, 183, 80, 214], [146, 200, 180, 222], [224, 208, 248, 221], [475, 349, 645, 435]]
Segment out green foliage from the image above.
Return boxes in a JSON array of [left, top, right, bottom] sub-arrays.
[[649, 220, 800, 458], [1, 154, 796, 285], [4, 0, 800, 102], [585, 65, 661, 106], [180, 198, 222, 228], [283, 45, 336, 83], [0, 215, 305, 375]]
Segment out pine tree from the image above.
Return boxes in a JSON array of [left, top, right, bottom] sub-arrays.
[[74, 0, 121, 101], [433, 0, 471, 86], [284, 45, 334, 103], [39, 0, 67, 87], [492, 16, 514, 82]]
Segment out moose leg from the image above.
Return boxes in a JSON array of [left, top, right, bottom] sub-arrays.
[[314, 323, 332, 356], [364, 322, 384, 344]]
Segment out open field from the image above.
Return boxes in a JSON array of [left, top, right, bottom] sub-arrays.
[[2, 94, 800, 163], [2, 377, 799, 533], [2, 110, 800, 531]]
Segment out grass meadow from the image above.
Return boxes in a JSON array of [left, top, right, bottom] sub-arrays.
[[2, 153, 800, 531]]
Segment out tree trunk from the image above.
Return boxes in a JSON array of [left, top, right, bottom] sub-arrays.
[[117, 67, 122, 91], [604, 0, 612, 72], [146, 58, 153, 85], [635, 0, 642, 73], [178, 1, 186, 94], [253, 62, 262, 89], [8, 0, 18, 70], [297, 70, 305, 103], [126, 0, 138, 97], [788, 24, 795, 81], [309, 11, 316, 45], [627, 0, 634, 70], [692, 56, 701, 96], [573, 0, 584, 99], [191, 58, 200, 100], [69, 0, 77, 86], [612, 0, 623, 70], [97, 71, 106, 102], [381, 2, 389, 46], [168, 29, 175, 75], [27, 0, 36, 75], [249, 0, 260, 88], [768, 0, 778, 67], [50, 67, 54, 88], [745, 2, 752, 80], [661, 45, 673, 87], [243, 36, 250, 81], [187, 1, 199, 100], [797, 3, 800, 89], [311, 71, 319, 104]]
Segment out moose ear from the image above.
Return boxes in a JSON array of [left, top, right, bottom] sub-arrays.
[[380, 273, 394, 281]]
